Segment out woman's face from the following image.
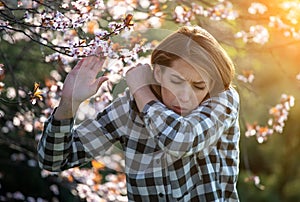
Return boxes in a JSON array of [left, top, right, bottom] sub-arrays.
[[154, 58, 211, 116]]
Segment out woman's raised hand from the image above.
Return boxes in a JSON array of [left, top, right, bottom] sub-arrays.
[[125, 63, 155, 95], [61, 55, 108, 104], [125, 63, 158, 111], [54, 54, 108, 119]]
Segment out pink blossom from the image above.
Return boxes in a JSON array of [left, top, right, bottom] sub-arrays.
[[248, 3, 268, 15]]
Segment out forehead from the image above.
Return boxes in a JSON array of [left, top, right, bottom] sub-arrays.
[[165, 59, 206, 82]]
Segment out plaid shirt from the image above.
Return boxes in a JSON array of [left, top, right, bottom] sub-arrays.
[[38, 87, 240, 202]]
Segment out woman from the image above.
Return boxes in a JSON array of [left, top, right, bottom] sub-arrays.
[[38, 25, 240, 201]]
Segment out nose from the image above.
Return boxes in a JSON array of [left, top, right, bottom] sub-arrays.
[[177, 84, 192, 103]]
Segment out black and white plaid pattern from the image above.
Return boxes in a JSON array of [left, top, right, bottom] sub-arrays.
[[38, 87, 240, 202]]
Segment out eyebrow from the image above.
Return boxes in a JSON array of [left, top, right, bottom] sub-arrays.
[[171, 74, 206, 84]]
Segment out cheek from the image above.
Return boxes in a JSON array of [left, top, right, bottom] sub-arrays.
[[161, 87, 175, 99], [160, 81, 175, 96]]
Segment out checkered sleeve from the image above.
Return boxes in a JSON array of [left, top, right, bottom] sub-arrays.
[[38, 90, 132, 172], [141, 87, 240, 158], [37, 111, 93, 172]]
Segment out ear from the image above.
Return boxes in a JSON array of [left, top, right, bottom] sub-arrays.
[[153, 64, 162, 84]]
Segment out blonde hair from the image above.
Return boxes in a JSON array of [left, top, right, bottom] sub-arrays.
[[151, 25, 235, 95]]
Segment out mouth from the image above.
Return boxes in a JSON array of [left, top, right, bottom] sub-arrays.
[[172, 106, 188, 114]]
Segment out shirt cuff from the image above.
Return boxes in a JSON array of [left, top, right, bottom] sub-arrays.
[[48, 107, 74, 133]]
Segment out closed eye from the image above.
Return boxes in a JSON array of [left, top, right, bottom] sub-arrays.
[[193, 81, 206, 90], [171, 79, 183, 84], [170, 74, 185, 84], [194, 85, 206, 90]]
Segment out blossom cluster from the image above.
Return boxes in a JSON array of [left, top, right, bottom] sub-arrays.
[[235, 1, 300, 44], [237, 69, 255, 83], [235, 25, 269, 45], [244, 175, 265, 190], [245, 94, 295, 143], [1, 0, 137, 59], [268, 94, 295, 133], [0, 0, 175, 64], [173, 1, 238, 24], [40, 155, 127, 202], [281, 1, 300, 25]]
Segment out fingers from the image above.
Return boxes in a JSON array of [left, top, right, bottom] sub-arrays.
[[72, 46, 107, 71], [73, 56, 104, 75]]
